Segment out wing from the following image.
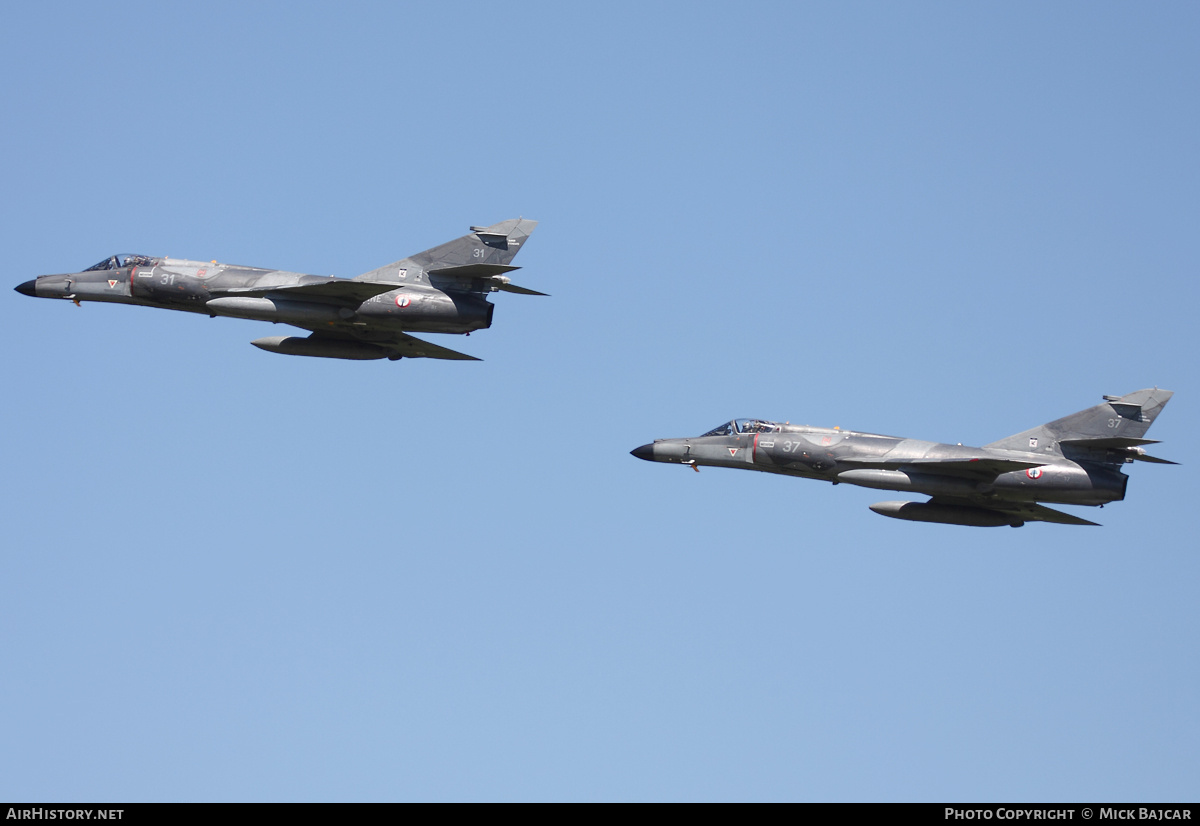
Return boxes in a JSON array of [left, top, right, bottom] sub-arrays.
[[1060, 437, 1161, 449], [253, 330, 480, 361], [427, 263, 521, 278], [838, 457, 1044, 480], [929, 497, 1101, 526], [213, 279, 399, 305], [901, 458, 1045, 478]]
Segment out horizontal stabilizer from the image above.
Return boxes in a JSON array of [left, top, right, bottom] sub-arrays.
[[1060, 436, 1177, 464], [1126, 452, 1178, 465], [214, 280, 398, 305], [492, 281, 548, 296], [427, 263, 548, 296]]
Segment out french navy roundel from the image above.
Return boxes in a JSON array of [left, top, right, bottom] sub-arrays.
[[395, 295, 411, 308], [1026, 467, 1044, 479]]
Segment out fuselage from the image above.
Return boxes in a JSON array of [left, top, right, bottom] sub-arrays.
[[17, 254, 494, 338], [633, 419, 1128, 507]]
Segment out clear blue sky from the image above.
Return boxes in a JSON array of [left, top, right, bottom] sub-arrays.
[[2, 1, 1197, 802]]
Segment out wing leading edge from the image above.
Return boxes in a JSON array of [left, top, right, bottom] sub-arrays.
[[837, 457, 1044, 479], [212, 280, 400, 305]]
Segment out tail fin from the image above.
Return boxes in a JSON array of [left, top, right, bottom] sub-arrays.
[[985, 388, 1174, 462], [355, 219, 538, 287]]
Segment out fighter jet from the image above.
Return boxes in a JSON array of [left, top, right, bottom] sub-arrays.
[[14, 219, 540, 361], [631, 388, 1175, 527]]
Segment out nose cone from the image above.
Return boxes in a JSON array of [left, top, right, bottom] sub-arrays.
[[630, 443, 655, 462], [15, 279, 37, 297]]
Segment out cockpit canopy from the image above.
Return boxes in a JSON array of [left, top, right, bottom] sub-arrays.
[[84, 253, 157, 272], [700, 418, 781, 437]]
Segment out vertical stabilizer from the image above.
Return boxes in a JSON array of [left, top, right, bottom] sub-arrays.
[[355, 219, 538, 285], [984, 388, 1173, 454]]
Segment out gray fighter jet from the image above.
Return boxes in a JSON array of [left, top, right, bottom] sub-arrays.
[[14, 219, 539, 361], [631, 389, 1175, 527]]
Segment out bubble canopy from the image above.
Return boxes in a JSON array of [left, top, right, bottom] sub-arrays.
[[83, 254, 157, 272], [700, 418, 781, 437]]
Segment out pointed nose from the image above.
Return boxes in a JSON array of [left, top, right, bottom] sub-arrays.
[[15, 279, 37, 297], [630, 443, 655, 461]]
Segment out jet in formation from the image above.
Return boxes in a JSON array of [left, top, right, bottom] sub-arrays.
[[631, 388, 1175, 527], [14, 219, 540, 361]]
